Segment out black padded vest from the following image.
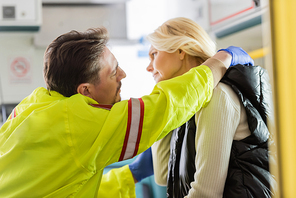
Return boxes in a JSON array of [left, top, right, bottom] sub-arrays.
[[166, 65, 276, 198]]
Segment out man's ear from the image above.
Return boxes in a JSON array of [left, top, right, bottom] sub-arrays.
[[77, 83, 91, 97], [179, 49, 185, 60]]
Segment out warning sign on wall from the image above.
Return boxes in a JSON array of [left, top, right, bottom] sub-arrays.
[[9, 56, 32, 84]]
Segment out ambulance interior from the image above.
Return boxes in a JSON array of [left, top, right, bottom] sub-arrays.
[[0, 0, 290, 197]]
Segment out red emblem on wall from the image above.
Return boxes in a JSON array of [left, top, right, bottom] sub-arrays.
[[10, 57, 30, 78]]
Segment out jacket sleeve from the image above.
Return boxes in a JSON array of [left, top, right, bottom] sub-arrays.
[[98, 165, 136, 198]]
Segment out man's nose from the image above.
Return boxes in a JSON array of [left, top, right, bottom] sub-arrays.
[[118, 67, 126, 79]]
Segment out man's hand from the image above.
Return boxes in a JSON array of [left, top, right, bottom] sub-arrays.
[[218, 46, 254, 66], [129, 147, 154, 183]]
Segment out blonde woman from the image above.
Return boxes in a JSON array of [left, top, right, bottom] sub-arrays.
[[148, 17, 275, 198]]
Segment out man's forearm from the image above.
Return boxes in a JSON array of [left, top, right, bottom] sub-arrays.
[[202, 51, 232, 88]]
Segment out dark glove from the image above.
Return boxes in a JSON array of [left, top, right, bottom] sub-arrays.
[[218, 46, 254, 66], [129, 147, 154, 182]]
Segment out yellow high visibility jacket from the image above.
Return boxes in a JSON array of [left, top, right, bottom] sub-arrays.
[[0, 65, 213, 198]]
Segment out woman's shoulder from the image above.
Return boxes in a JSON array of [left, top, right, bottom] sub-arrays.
[[213, 82, 241, 109]]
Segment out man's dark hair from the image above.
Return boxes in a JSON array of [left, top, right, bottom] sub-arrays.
[[43, 27, 109, 97]]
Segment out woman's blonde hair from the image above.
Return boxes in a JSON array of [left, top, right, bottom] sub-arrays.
[[147, 17, 216, 64]]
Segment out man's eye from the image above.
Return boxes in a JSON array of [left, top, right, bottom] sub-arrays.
[[112, 67, 119, 77]]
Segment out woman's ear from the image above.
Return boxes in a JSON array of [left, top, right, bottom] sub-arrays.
[[77, 83, 91, 97], [179, 49, 186, 60]]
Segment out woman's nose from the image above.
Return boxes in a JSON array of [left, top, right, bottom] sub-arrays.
[[146, 62, 154, 72]]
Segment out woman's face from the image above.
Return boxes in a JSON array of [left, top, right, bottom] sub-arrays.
[[146, 45, 185, 83]]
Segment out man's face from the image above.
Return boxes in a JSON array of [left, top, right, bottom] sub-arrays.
[[89, 47, 126, 104]]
